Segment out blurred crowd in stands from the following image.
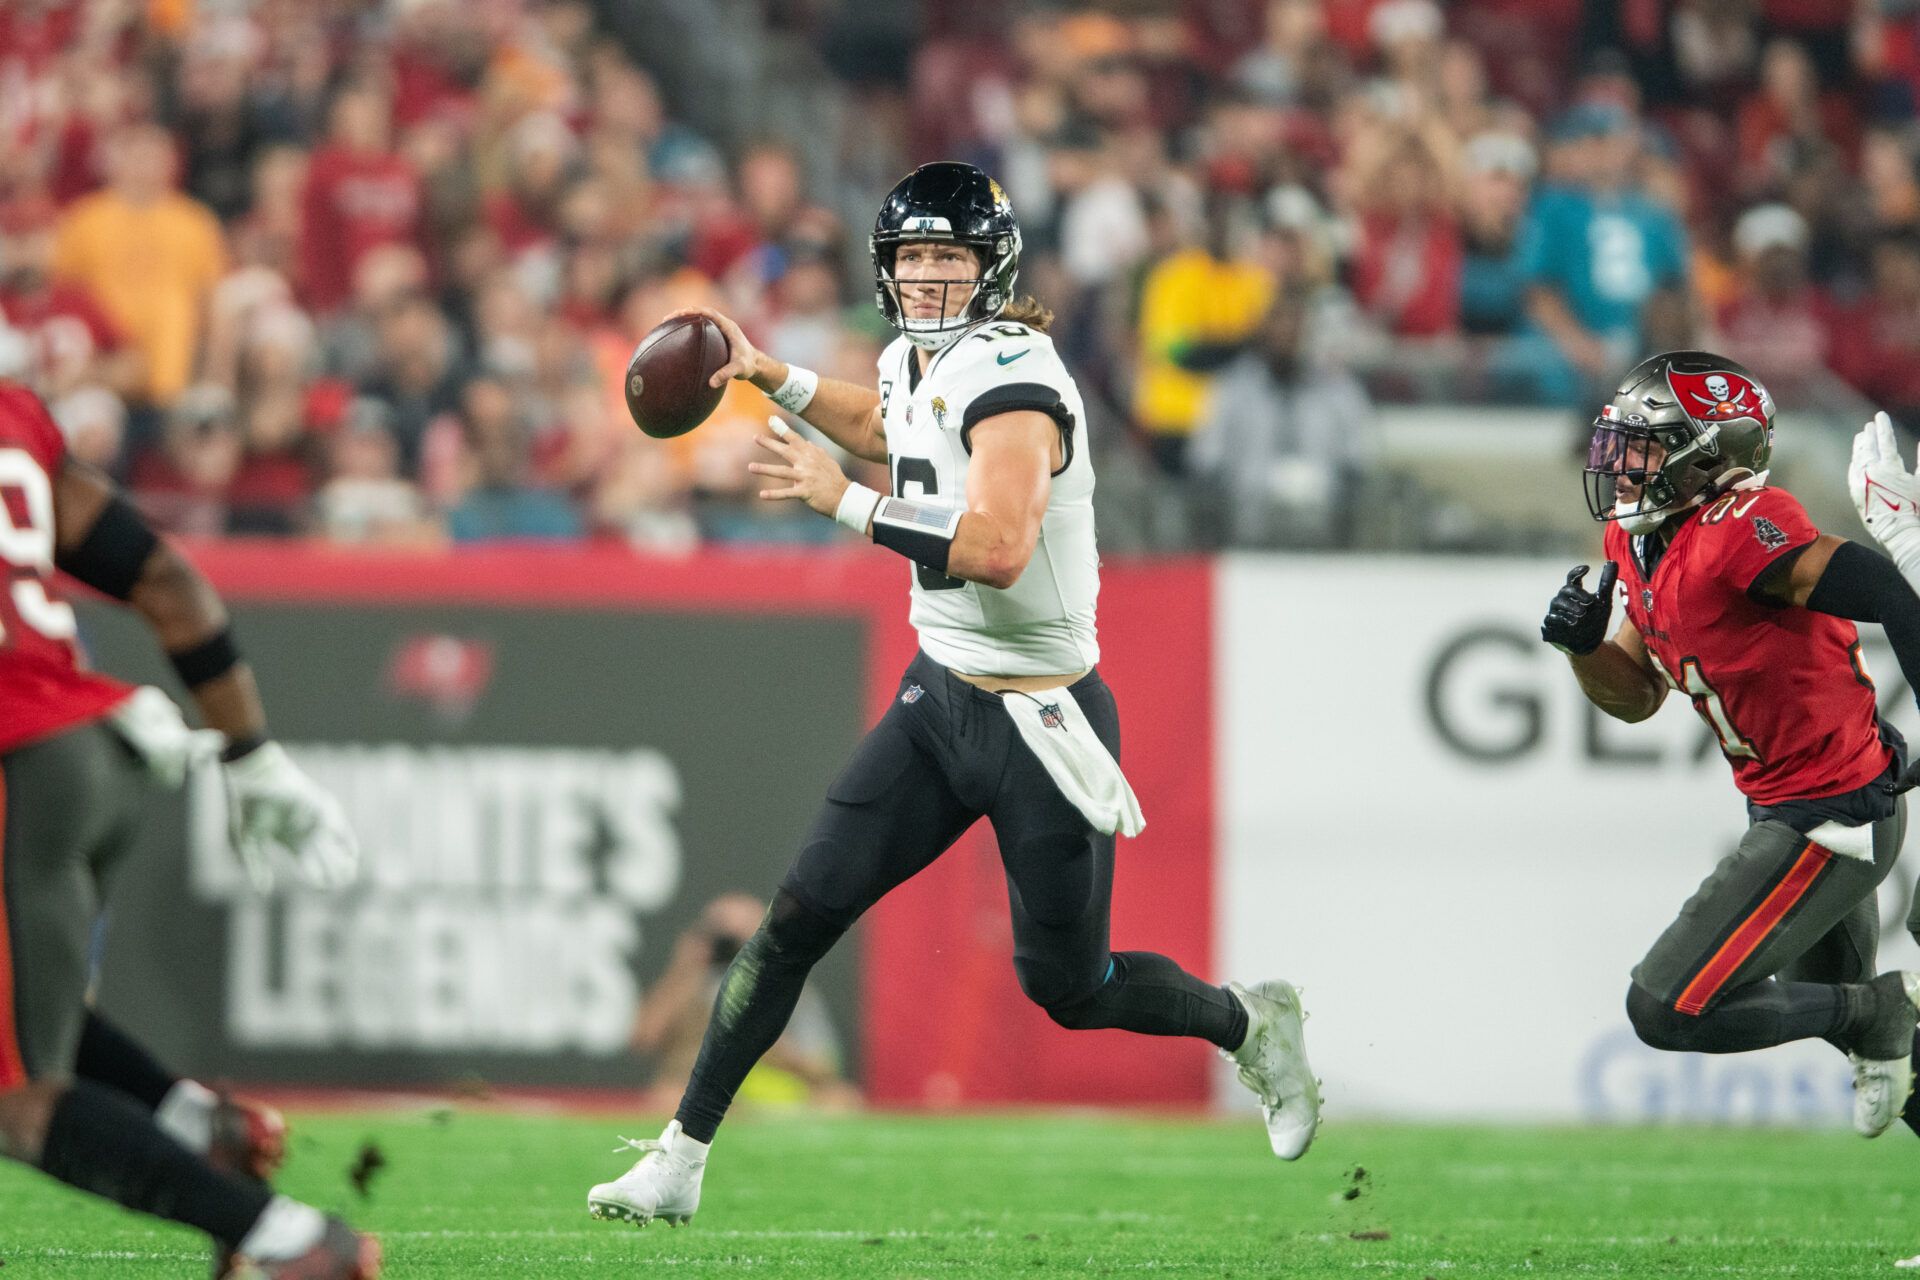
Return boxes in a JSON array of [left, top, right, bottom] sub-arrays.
[[1, 0, 1916, 548]]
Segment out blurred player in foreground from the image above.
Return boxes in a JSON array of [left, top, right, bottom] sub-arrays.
[[588, 162, 1319, 1228], [1543, 351, 1920, 1142], [0, 378, 377, 1277]]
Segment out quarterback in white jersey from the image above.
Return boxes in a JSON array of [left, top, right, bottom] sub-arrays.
[[874, 312, 1099, 675], [587, 163, 1320, 1230]]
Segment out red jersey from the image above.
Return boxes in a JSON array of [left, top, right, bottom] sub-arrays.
[[0, 381, 131, 754], [1605, 485, 1890, 806], [298, 147, 423, 313]]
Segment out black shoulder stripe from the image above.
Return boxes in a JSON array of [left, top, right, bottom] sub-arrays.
[[959, 381, 1075, 477]]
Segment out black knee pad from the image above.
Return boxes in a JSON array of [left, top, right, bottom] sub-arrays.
[[1626, 983, 1699, 1052], [1013, 956, 1105, 1029], [759, 887, 846, 968]]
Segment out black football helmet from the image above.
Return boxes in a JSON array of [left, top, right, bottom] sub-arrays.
[[1583, 350, 1776, 533], [870, 161, 1022, 350]]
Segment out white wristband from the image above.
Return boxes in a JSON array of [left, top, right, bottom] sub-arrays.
[[768, 365, 819, 414], [835, 481, 882, 534]]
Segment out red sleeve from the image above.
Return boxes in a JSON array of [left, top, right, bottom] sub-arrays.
[[1713, 487, 1820, 592], [0, 382, 66, 473]]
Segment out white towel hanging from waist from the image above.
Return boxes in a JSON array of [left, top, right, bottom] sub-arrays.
[[1002, 686, 1146, 838]]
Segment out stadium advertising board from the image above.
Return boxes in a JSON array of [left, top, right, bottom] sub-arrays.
[[81, 547, 877, 1089], [1217, 556, 1920, 1124]]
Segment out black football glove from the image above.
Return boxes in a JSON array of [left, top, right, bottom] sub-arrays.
[[1542, 562, 1618, 656]]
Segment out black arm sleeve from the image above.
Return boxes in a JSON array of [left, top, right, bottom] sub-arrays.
[[1805, 539, 1920, 708], [53, 494, 158, 601]]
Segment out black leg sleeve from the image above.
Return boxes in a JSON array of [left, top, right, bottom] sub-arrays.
[[74, 1011, 178, 1111], [37, 1080, 268, 1247], [673, 890, 846, 1143]]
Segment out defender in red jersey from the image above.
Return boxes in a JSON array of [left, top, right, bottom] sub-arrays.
[[0, 382, 377, 1279], [1543, 351, 1920, 1141]]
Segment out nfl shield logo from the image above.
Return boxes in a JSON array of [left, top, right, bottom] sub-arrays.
[[901, 683, 924, 704], [1641, 588, 1653, 612], [1038, 702, 1065, 729]]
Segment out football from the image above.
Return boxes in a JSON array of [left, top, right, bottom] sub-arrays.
[[624, 315, 729, 439]]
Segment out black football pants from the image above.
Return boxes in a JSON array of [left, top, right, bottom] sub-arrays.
[[674, 652, 1244, 1141]]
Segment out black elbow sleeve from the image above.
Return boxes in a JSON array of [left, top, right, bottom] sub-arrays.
[[53, 495, 158, 601]]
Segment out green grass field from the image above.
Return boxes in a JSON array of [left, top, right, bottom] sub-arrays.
[[3, 1107, 1918, 1277]]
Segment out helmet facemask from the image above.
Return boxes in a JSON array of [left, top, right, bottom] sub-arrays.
[[1584, 418, 1723, 533], [871, 228, 1020, 351]]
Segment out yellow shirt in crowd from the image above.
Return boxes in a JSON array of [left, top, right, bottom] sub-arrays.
[[52, 191, 226, 404], [1132, 249, 1273, 438]]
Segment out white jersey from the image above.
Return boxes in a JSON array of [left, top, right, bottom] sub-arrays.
[[876, 321, 1100, 675]]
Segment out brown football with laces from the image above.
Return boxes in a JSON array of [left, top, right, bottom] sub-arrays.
[[623, 315, 729, 439]]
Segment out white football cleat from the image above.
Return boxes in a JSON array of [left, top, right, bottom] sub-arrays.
[[1850, 972, 1920, 1139], [1224, 979, 1321, 1160], [587, 1120, 707, 1227]]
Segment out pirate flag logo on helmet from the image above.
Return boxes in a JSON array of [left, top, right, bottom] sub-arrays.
[[1666, 368, 1769, 423]]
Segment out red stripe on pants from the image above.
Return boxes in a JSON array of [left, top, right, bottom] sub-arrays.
[[1675, 840, 1832, 1016], [0, 771, 22, 1089]]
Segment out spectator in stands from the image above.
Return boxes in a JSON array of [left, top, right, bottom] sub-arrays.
[[763, 238, 849, 374], [1349, 129, 1461, 338], [322, 244, 431, 386], [1714, 203, 1837, 383], [0, 219, 140, 400], [446, 374, 582, 542], [1860, 126, 1920, 241], [1833, 230, 1920, 429], [227, 145, 309, 286], [591, 434, 700, 554], [357, 292, 468, 472], [171, 19, 295, 222], [51, 124, 227, 412], [1738, 38, 1853, 200], [1520, 103, 1689, 403], [1457, 132, 1535, 338], [299, 82, 423, 315], [627, 894, 854, 1111], [315, 399, 441, 545], [130, 384, 242, 535], [1188, 290, 1374, 548], [1133, 187, 1273, 474]]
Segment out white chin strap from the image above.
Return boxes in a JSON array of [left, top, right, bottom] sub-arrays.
[[1615, 493, 1706, 534], [900, 316, 971, 351]]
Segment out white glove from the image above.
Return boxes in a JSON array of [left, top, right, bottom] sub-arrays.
[[106, 686, 223, 789], [1850, 412, 1920, 582], [221, 741, 360, 891]]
